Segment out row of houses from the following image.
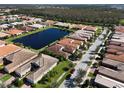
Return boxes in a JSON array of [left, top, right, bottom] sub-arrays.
[[94, 26, 124, 88], [47, 26, 97, 59], [0, 42, 59, 84]]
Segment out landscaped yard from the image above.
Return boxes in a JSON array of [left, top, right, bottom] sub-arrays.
[[32, 61, 74, 88], [0, 74, 12, 82]]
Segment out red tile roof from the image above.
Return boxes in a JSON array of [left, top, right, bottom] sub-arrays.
[[83, 26, 97, 31], [47, 44, 70, 58], [115, 26, 124, 33], [105, 54, 124, 63], [107, 45, 124, 52], [20, 26, 34, 31], [0, 44, 21, 58], [6, 28, 24, 35]]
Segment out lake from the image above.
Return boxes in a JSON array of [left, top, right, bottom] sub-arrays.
[[12, 28, 69, 49]]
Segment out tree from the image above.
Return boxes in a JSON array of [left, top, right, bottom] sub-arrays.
[[68, 62, 74, 68], [65, 79, 75, 88], [74, 69, 86, 86], [77, 69, 86, 78], [14, 78, 24, 87]]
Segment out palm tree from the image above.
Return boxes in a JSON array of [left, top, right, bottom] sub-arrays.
[[64, 79, 75, 88], [74, 69, 86, 86], [77, 69, 86, 78]]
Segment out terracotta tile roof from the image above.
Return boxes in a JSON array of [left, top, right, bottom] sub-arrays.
[[58, 39, 79, 49], [115, 26, 124, 33], [60, 38, 82, 45], [107, 45, 124, 52], [70, 24, 86, 29], [45, 20, 56, 25], [47, 44, 70, 58], [63, 45, 76, 54], [102, 58, 124, 71], [106, 49, 118, 54], [47, 44, 63, 51], [26, 54, 58, 83], [0, 44, 21, 58], [4, 49, 37, 73], [83, 26, 97, 31], [0, 32, 10, 38], [6, 28, 24, 35], [105, 53, 124, 63], [20, 26, 34, 31], [109, 41, 122, 46], [98, 66, 124, 83], [73, 39, 83, 45], [0, 40, 6, 45]]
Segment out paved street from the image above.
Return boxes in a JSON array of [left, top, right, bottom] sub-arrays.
[[59, 28, 109, 88]]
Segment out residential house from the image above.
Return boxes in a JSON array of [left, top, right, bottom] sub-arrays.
[[28, 24, 46, 29], [0, 44, 21, 65], [98, 66, 124, 83], [45, 20, 56, 26], [83, 26, 97, 32], [0, 40, 6, 47], [6, 28, 24, 36], [26, 54, 58, 84], [102, 58, 124, 71], [47, 44, 70, 59], [95, 74, 124, 88], [0, 32, 10, 39], [4, 49, 37, 73]]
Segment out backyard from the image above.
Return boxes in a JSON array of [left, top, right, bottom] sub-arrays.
[[32, 61, 74, 88], [0, 74, 12, 82]]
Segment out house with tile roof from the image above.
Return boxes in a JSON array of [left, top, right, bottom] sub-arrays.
[[4, 49, 37, 73], [6, 28, 24, 36], [26, 54, 58, 84]]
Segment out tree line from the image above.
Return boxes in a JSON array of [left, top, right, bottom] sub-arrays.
[[10, 7, 124, 26]]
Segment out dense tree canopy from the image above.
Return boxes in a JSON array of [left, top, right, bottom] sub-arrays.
[[10, 7, 124, 25]]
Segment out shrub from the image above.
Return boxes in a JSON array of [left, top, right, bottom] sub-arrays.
[[81, 79, 90, 88], [66, 74, 71, 80], [70, 68, 75, 74], [68, 63, 74, 68], [63, 67, 69, 71], [14, 78, 24, 87]]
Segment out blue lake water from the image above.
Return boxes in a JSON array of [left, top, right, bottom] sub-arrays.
[[12, 28, 69, 49]]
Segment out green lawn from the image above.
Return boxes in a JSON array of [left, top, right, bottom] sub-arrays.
[[0, 74, 12, 82], [119, 19, 124, 25], [88, 72, 95, 78], [33, 61, 73, 88]]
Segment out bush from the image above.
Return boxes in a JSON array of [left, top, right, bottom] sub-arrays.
[[31, 84, 36, 88], [63, 67, 69, 71], [68, 63, 74, 68], [66, 74, 71, 80], [70, 68, 75, 74], [14, 78, 24, 87], [81, 79, 90, 88]]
